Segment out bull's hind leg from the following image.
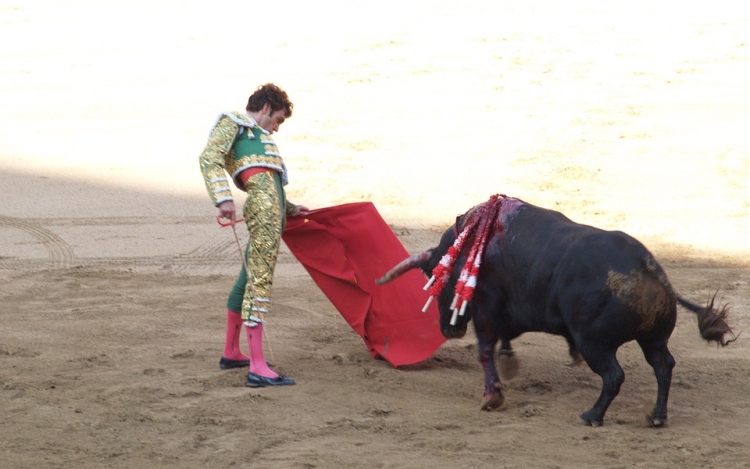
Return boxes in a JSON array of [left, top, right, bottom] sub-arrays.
[[638, 339, 675, 427], [577, 347, 625, 427], [564, 335, 583, 367]]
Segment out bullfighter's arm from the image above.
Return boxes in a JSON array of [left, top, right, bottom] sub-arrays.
[[198, 115, 240, 206]]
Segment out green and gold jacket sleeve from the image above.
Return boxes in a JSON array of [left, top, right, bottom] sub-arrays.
[[198, 115, 240, 206]]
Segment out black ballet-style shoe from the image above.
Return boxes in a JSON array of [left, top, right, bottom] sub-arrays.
[[219, 357, 250, 369], [220, 357, 274, 370], [245, 372, 295, 388]]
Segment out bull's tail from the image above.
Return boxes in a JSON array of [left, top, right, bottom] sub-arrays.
[[677, 292, 738, 346]]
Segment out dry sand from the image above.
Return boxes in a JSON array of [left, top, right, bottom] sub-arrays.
[[1, 1, 749, 468]]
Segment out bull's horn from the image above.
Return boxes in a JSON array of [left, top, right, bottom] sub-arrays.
[[376, 251, 431, 285]]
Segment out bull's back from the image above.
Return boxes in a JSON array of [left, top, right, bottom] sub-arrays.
[[488, 203, 677, 339]]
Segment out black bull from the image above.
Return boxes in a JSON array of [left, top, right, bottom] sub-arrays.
[[377, 196, 734, 427]]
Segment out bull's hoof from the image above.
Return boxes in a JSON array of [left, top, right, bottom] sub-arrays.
[[498, 352, 519, 380], [481, 392, 505, 411], [646, 412, 667, 428], [480, 382, 505, 411], [578, 413, 603, 427]]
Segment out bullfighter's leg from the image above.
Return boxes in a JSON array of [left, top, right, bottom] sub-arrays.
[[638, 339, 675, 427], [498, 339, 519, 380], [577, 346, 625, 426], [220, 309, 251, 366], [241, 172, 284, 380]]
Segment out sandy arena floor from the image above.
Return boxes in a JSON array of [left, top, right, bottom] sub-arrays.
[[1, 1, 749, 468]]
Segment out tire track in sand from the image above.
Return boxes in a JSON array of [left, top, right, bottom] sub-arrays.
[[0, 216, 299, 274], [0, 216, 76, 269]]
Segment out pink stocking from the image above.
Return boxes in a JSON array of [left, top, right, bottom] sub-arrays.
[[245, 323, 278, 378], [223, 310, 250, 361]]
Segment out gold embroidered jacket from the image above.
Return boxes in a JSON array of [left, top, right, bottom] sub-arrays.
[[198, 111, 296, 215]]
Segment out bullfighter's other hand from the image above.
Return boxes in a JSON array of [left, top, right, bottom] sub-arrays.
[[290, 205, 311, 217]]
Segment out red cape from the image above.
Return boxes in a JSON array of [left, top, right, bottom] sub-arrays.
[[282, 202, 445, 367]]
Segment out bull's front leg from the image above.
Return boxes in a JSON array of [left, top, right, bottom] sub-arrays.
[[470, 298, 506, 410], [477, 337, 504, 410]]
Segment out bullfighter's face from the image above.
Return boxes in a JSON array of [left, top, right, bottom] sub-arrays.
[[256, 104, 287, 134]]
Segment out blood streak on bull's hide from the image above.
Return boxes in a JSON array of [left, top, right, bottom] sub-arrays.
[[497, 196, 523, 232]]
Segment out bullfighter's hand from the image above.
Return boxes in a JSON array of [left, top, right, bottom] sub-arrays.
[[217, 200, 238, 224], [291, 205, 311, 217]]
